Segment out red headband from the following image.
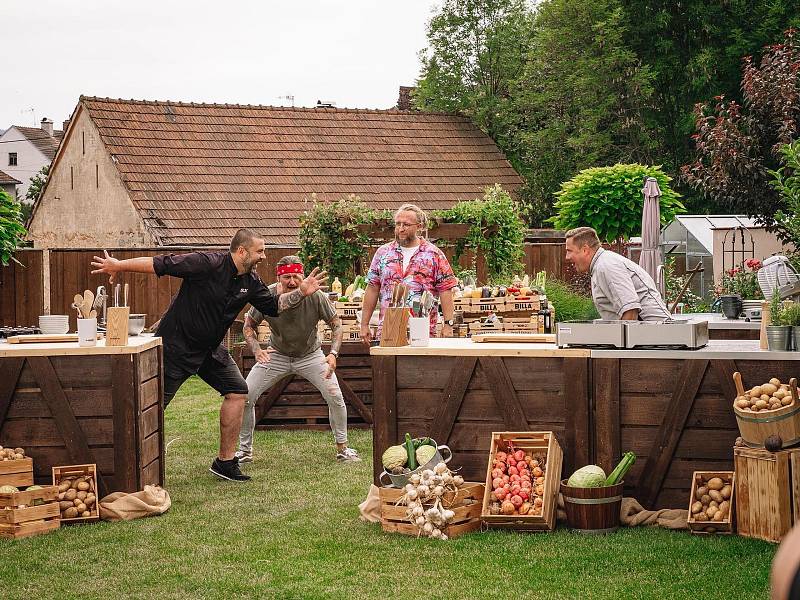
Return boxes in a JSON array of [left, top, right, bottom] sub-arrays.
[[276, 263, 304, 276]]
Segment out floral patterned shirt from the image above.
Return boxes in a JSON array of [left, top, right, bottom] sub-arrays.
[[366, 239, 457, 336]]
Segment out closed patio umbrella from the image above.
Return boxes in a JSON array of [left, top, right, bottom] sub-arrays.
[[639, 177, 664, 295]]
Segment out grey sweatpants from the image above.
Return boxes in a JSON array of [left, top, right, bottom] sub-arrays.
[[239, 348, 348, 452]]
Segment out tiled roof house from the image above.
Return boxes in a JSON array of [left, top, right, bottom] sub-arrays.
[[28, 95, 523, 248], [0, 119, 63, 201]]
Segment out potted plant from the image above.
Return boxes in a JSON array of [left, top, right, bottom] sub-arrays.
[[767, 290, 792, 351], [781, 302, 800, 351], [718, 259, 764, 301]]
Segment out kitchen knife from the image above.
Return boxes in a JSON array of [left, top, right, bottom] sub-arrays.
[[124, 283, 129, 308]]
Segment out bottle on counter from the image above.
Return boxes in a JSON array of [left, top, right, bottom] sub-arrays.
[[538, 294, 552, 334], [332, 277, 342, 296]]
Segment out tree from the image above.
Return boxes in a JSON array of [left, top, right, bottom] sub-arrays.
[[512, 0, 656, 224], [682, 29, 800, 227], [620, 0, 800, 206], [0, 189, 27, 266], [770, 141, 800, 251], [26, 165, 49, 203]]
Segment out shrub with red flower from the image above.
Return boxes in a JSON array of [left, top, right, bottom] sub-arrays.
[[718, 260, 763, 299]]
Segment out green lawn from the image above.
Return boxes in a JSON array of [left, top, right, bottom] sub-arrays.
[[2, 377, 777, 599]]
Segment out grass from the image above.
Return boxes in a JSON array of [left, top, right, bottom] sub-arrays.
[[2, 377, 776, 599]]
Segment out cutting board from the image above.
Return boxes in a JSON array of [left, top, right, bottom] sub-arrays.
[[6, 334, 102, 344], [470, 333, 556, 344]]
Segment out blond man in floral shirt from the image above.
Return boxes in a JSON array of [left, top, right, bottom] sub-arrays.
[[360, 204, 458, 343]]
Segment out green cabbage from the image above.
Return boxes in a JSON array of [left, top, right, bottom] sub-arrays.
[[382, 445, 407, 470], [567, 465, 607, 488], [0, 485, 19, 494], [415, 445, 437, 467]]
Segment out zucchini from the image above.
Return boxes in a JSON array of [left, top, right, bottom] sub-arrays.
[[405, 433, 417, 470], [605, 451, 636, 486]]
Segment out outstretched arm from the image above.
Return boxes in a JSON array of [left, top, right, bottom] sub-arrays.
[[276, 267, 329, 313], [91, 253, 154, 284]]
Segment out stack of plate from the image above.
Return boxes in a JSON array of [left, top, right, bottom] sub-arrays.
[[38, 315, 70, 335]]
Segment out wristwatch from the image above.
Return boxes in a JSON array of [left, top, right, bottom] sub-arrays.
[[329, 350, 339, 358], [443, 319, 454, 326]]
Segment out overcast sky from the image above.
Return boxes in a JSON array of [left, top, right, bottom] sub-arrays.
[[1, 0, 440, 128]]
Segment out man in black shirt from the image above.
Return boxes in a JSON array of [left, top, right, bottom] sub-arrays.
[[90, 229, 327, 482]]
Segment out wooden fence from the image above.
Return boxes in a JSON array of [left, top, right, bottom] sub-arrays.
[[1, 243, 567, 327]]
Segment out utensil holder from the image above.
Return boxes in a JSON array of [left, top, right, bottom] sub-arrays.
[[379, 307, 409, 347], [77, 318, 98, 347], [408, 317, 430, 347], [106, 307, 130, 346]]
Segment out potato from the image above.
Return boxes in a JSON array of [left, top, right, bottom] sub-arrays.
[[85, 494, 96, 507], [771, 403, 782, 411], [761, 394, 771, 403], [57, 492, 66, 501], [81, 511, 91, 518], [721, 485, 732, 500], [709, 490, 723, 503], [782, 397, 793, 406], [713, 510, 725, 522], [63, 507, 78, 518], [75, 503, 86, 513], [701, 494, 711, 505], [691, 501, 703, 514], [756, 399, 769, 409], [771, 378, 782, 386], [775, 389, 787, 399], [58, 481, 71, 493], [709, 501, 719, 510], [736, 399, 751, 409], [719, 500, 730, 515], [751, 386, 763, 397], [706, 505, 718, 519], [64, 489, 77, 501], [70, 479, 81, 490], [77, 481, 90, 492], [762, 383, 779, 395], [76, 491, 88, 501], [707, 477, 725, 491], [697, 486, 709, 497], [59, 500, 74, 510]]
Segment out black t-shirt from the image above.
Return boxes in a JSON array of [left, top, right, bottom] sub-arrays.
[[153, 251, 278, 369]]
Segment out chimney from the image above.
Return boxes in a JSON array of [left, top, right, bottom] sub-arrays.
[[62, 119, 71, 132], [40, 118, 54, 137], [397, 86, 414, 111]]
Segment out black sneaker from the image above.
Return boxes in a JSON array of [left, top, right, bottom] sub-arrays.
[[209, 457, 251, 482]]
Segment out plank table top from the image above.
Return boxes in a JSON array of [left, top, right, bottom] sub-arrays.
[[0, 334, 161, 357]]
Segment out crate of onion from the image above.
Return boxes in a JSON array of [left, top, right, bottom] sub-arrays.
[[481, 431, 563, 531]]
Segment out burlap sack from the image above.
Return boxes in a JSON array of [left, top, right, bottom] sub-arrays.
[[99, 485, 171, 521], [358, 484, 382, 523], [557, 494, 688, 530]]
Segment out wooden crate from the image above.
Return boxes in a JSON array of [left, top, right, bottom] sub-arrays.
[[52, 464, 100, 524], [481, 431, 563, 531], [379, 482, 484, 539], [453, 297, 472, 311], [734, 446, 800, 543], [469, 298, 508, 314], [468, 321, 504, 333], [503, 322, 537, 333], [687, 471, 735, 535], [0, 457, 33, 487], [506, 295, 541, 313], [335, 301, 363, 320], [0, 485, 60, 539]]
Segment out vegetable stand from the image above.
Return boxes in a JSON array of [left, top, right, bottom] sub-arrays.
[[371, 339, 800, 510]]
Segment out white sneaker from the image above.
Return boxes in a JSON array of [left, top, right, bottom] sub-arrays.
[[336, 447, 361, 463], [234, 450, 253, 463]]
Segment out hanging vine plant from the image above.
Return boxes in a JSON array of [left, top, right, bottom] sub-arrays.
[[298, 194, 376, 283], [433, 184, 526, 284]]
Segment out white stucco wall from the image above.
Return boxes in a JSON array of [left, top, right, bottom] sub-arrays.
[[0, 126, 52, 202], [27, 107, 155, 248]]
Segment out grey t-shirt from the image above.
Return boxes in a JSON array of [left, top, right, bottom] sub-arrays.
[[589, 248, 671, 321], [247, 284, 337, 358]]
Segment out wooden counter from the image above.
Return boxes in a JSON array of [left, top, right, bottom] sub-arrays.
[[232, 342, 374, 430], [0, 335, 164, 495], [371, 338, 800, 509]]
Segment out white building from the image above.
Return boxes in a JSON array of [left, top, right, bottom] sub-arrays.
[[0, 118, 64, 202]]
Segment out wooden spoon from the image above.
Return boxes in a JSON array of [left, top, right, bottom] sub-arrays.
[[790, 378, 798, 405], [733, 372, 745, 398], [82, 290, 95, 319]]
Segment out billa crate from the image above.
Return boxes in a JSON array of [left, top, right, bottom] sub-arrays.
[[52, 464, 100, 524], [504, 322, 537, 333], [380, 482, 484, 539], [0, 457, 33, 487], [453, 297, 472, 311], [687, 471, 735, 535], [506, 295, 541, 312], [734, 446, 800, 543], [0, 485, 60, 540], [468, 321, 504, 333], [470, 298, 508, 314], [335, 301, 362, 320], [481, 431, 563, 531]]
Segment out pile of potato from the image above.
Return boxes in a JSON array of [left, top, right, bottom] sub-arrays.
[[0, 446, 26, 460], [56, 474, 97, 519], [734, 378, 794, 412], [689, 475, 732, 527]]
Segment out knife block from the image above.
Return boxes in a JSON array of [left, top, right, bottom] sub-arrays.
[[380, 307, 409, 347], [106, 306, 130, 346]]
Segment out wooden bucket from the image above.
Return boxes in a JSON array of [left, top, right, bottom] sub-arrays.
[[560, 480, 624, 534], [732, 374, 800, 448]]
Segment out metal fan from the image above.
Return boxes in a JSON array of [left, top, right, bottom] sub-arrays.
[[757, 256, 800, 300]]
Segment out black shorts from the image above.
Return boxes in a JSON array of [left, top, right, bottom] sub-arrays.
[[163, 349, 249, 407]]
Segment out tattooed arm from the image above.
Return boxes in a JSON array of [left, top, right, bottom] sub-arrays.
[[324, 314, 343, 379], [277, 267, 329, 313], [244, 313, 273, 364]]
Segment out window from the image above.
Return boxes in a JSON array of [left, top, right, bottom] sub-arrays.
[[8, 153, 17, 166]]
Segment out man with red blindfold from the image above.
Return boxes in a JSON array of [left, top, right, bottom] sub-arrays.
[[91, 230, 328, 482], [237, 255, 360, 464]]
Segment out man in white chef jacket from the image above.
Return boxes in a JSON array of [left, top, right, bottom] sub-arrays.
[[564, 227, 671, 321]]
